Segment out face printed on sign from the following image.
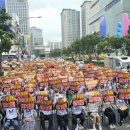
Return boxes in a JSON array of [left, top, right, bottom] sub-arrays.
[[9, 108, 14, 113], [75, 106, 80, 110], [26, 109, 31, 113]]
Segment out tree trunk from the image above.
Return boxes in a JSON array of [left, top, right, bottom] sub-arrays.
[[128, 48, 130, 56]]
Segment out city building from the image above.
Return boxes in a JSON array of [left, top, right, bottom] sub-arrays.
[[88, 0, 100, 33], [61, 9, 80, 48], [30, 26, 45, 56], [81, 0, 93, 37], [44, 45, 50, 57], [6, 0, 30, 34], [0, 0, 6, 9], [48, 41, 62, 51], [88, 0, 130, 36]]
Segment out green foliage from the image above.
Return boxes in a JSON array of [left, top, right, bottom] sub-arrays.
[[49, 32, 130, 58], [49, 48, 61, 57], [123, 35, 130, 56], [81, 33, 101, 55], [0, 8, 15, 54]]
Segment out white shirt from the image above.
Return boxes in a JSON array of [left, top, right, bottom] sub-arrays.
[[24, 109, 34, 118], [88, 103, 99, 113], [78, 86, 85, 94], [6, 108, 18, 119], [72, 105, 82, 115], [42, 110, 53, 115]]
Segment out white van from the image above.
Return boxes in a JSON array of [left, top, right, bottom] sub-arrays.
[[104, 56, 130, 71]]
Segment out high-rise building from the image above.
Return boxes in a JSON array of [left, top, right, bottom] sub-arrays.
[[30, 27, 44, 46], [81, 0, 93, 37], [89, 0, 100, 33], [48, 41, 62, 51], [6, 0, 29, 34], [61, 9, 80, 48], [0, 0, 6, 9], [89, 0, 130, 36], [30, 27, 44, 55]]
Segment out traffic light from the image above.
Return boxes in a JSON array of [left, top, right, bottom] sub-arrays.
[[116, 22, 122, 37]]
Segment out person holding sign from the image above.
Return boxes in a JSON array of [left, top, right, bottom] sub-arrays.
[[116, 94, 128, 126], [70, 93, 86, 129], [87, 102, 102, 130], [3, 107, 20, 130], [21, 109, 36, 130], [54, 91, 69, 130], [40, 97, 53, 130], [102, 101, 116, 129], [2, 95, 20, 130]]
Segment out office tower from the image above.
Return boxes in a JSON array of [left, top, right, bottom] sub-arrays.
[[0, 0, 6, 9], [81, 0, 93, 37], [30, 26, 44, 55], [89, 0, 130, 36], [48, 41, 62, 51], [61, 9, 80, 48], [6, 0, 29, 34]]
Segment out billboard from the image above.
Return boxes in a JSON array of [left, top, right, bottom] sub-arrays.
[[100, 16, 106, 37]]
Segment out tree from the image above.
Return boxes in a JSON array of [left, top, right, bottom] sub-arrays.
[[0, 8, 15, 75], [81, 33, 101, 60], [49, 49, 61, 57], [71, 39, 81, 54], [123, 35, 130, 56], [96, 36, 126, 56]]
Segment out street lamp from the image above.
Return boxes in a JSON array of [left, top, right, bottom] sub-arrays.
[[16, 16, 42, 60], [18, 16, 42, 25]]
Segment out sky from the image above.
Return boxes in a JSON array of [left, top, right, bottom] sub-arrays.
[[29, 0, 85, 45]]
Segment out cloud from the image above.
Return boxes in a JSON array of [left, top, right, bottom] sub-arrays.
[[29, 7, 61, 44], [29, 0, 84, 11], [29, 0, 85, 44]]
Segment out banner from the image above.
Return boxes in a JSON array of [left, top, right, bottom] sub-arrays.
[[2, 101, 15, 108], [72, 99, 84, 106], [4, 95, 15, 102], [118, 88, 130, 99], [73, 94, 84, 99], [39, 100, 53, 110], [21, 103, 34, 109]]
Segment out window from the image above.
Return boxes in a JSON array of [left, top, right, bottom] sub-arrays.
[[105, 0, 120, 11]]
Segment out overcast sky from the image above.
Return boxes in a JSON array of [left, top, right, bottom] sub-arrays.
[[29, 0, 85, 45]]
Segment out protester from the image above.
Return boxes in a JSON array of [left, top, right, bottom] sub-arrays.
[[87, 102, 102, 130], [21, 109, 36, 130], [103, 102, 116, 129], [3, 107, 20, 130], [1, 58, 130, 130], [40, 97, 53, 130], [116, 94, 128, 126]]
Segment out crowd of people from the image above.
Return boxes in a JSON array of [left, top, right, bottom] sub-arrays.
[[0, 58, 130, 130]]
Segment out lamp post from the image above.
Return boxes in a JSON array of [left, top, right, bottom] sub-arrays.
[[0, 38, 3, 76], [16, 16, 42, 61]]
